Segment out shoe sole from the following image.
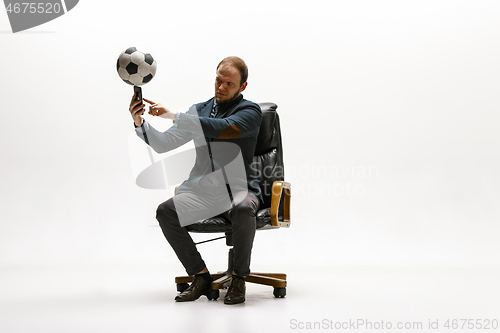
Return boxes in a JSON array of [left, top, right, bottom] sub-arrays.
[[223, 298, 245, 305]]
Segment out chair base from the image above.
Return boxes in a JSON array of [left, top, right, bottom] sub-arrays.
[[175, 272, 287, 300], [175, 245, 287, 300], [175, 272, 287, 288]]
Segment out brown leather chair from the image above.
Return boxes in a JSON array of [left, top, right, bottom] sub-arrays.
[[174, 102, 291, 300]]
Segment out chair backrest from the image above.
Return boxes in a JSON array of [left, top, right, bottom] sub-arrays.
[[252, 103, 285, 208]]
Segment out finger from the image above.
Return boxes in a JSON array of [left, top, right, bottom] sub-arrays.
[[132, 104, 145, 114], [129, 99, 142, 111], [143, 97, 156, 105], [130, 92, 138, 104]]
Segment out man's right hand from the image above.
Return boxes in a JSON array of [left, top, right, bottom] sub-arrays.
[[129, 92, 146, 127]]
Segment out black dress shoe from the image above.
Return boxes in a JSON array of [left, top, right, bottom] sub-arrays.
[[224, 275, 246, 305], [175, 275, 212, 302]]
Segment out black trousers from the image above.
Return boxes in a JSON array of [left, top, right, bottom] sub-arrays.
[[156, 191, 260, 277]]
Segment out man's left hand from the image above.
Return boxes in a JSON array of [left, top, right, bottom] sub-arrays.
[[144, 98, 176, 120]]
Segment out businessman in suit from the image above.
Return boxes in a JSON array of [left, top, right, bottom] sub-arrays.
[[129, 56, 262, 305]]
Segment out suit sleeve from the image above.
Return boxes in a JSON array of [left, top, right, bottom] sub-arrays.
[[135, 119, 193, 153], [175, 103, 262, 139]]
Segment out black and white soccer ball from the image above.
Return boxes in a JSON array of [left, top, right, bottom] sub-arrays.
[[116, 47, 157, 86]]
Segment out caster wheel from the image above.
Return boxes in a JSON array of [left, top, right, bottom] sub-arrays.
[[206, 288, 220, 301], [273, 287, 286, 298], [177, 283, 189, 293]]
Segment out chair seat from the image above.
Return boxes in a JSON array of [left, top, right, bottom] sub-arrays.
[[185, 208, 281, 233]]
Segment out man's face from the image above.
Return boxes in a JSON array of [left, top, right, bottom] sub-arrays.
[[214, 65, 247, 105]]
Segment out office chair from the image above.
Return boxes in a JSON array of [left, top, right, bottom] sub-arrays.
[[174, 102, 291, 300]]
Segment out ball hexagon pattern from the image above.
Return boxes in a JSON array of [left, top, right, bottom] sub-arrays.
[[116, 47, 157, 86]]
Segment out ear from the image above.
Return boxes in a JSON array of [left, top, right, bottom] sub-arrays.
[[240, 81, 248, 93]]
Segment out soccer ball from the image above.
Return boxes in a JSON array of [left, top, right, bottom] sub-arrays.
[[116, 47, 157, 86]]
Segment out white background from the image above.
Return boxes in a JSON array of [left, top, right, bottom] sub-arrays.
[[1, 0, 499, 272]]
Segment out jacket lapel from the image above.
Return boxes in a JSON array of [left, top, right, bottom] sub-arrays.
[[201, 95, 243, 119]]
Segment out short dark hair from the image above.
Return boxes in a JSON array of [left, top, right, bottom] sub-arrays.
[[217, 56, 248, 86]]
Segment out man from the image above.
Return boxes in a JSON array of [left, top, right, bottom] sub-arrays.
[[129, 56, 263, 305]]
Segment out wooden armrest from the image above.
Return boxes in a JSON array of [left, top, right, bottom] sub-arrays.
[[174, 185, 179, 195], [270, 180, 291, 228]]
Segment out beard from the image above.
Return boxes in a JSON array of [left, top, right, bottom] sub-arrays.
[[215, 90, 241, 106]]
